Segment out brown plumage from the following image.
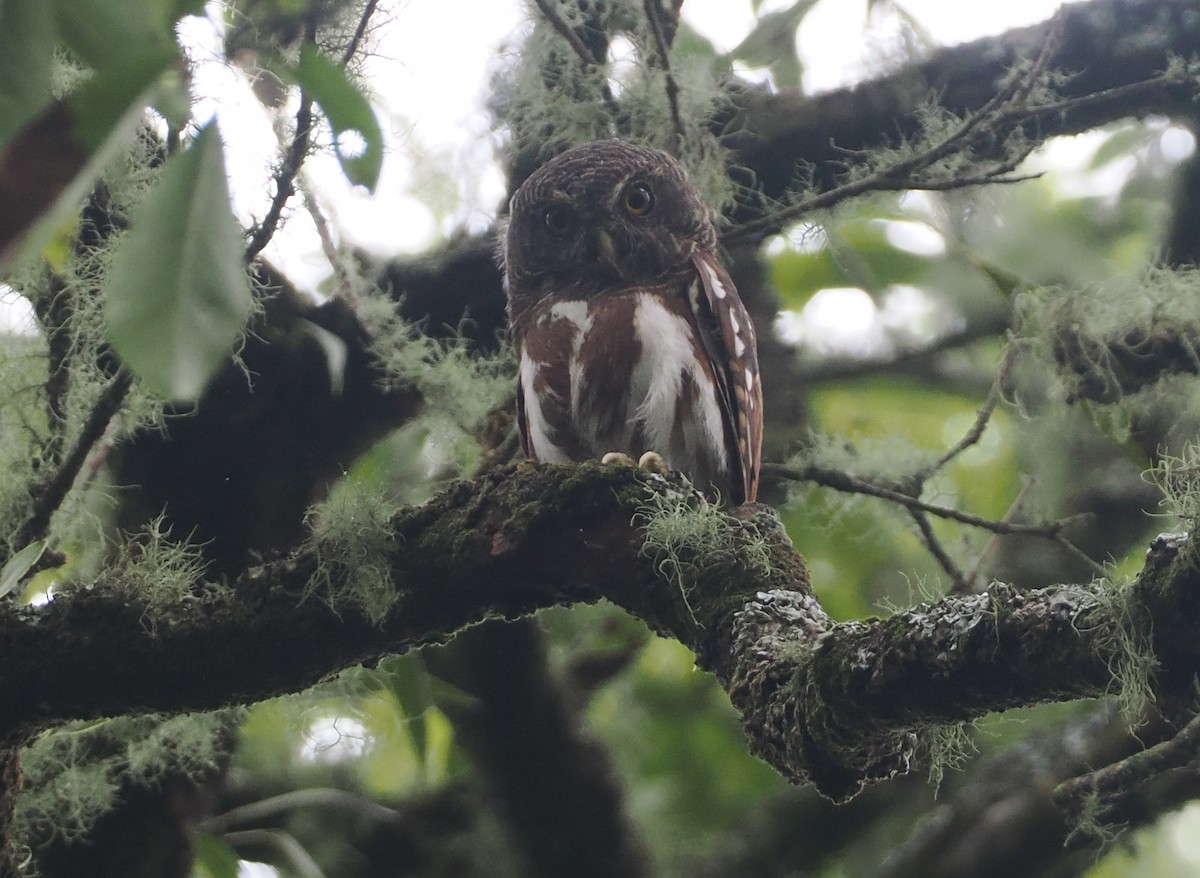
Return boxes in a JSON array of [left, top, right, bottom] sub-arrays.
[[501, 140, 762, 504]]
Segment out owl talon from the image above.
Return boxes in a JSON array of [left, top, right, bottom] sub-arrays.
[[601, 452, 635, 466], [637, 451, 667, 475]]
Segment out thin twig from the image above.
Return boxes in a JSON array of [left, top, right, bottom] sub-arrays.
[[530, 0, 622, 120], [244, 96, 314, 262], [908, 507, 969, 592], [33, 274, 73, 468], [1056, 711, 1200, 816], [532, 0, 599, 63], [299, 175, 354, 302], [341, 0, 380, 65], [916, 346, 1017, 482], [730, 51, 1188, 244], [641, 0, 686, 148], [725, 162, 1034, 245], [244, 19, 320, 262], [1020, 70, 1196, 124], [724, 20, 1092, 245], [963, 477, 1037, 592], [1052, 533, 1111, 580], [768, 462, 1087, 537], [223, 829, 327, 878], [12, 370, 132, 554], [202, 788, 399, 835]]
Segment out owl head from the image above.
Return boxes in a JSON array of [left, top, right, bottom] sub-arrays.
[[502, 140, 718, 311]]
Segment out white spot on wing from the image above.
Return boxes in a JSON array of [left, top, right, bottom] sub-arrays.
[[697, 259, 728, 299], [729, 313, 746, 356]]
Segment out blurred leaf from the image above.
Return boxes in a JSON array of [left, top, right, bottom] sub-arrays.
[[377, 654, 471, 783], [727, 0, 819, 89], [1088, 124, 1153, 170], [104, 122, 253, 400], [0, 540, 46, 599], [769, 219, 940, 311], [587, 636, 784, 861], [0, 57, 160, 268], [286, 45, 383, 191], [192, 834, 240, 878], [52, 0, 198, 73], [0, 2, 57, 149], [770, 248, 849, 310], [68, 54, 177, 151], [670, 21, 721, 63], [829, 219, 936, 290], [376, 654, 437, 762]]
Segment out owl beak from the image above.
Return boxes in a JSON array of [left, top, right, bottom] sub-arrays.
[[595, 229, 619, 272]]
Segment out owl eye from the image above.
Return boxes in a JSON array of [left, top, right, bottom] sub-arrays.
[[542, 205, 575, 238], [622, 183, 655, 217]]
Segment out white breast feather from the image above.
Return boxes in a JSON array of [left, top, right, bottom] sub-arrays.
[[631, 294, 727, 473], [549, 302, 589, 421], [518, 349, 570, 463]]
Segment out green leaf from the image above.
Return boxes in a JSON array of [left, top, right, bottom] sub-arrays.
[[1088, 123, 1153, 170], [288, 44, 383, 191], [104, 123, 253, 400], [1, 59, 163, 268], [191, 835, 240, 878], [769, 248, 850, 310], [670, 21, 721, 64], [53, 0, 180, 73], [0, 541, 46, 599], [0, 1, 58, 149], [726, 0, 819, 89]]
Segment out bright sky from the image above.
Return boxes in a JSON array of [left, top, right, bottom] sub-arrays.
[[0, 0, 1082, 331], [228, 0, 1082, 291]]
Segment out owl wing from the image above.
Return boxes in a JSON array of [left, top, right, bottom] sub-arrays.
[[690, 251, 763, 504]]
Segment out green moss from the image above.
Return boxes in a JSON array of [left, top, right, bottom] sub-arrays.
[[1149, 441, 1200, 527], [11, 711, 239, 872], [1087, 577, 1156, 724], [637, 486, 773, 625], [495, 0, 733, 209], [101, 514, 212, 627], [357, 292, 513, 476], [303, 481, 403, 624], [923, 720, 978, 793], [1018, 265, 1200, 412]]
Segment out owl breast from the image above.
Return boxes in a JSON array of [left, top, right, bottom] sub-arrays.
[[517, 286, 735, 499]]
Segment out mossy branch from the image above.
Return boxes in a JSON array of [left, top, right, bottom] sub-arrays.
[[0, 463, 1196, 802]]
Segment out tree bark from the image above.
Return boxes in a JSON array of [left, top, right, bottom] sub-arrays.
[[0, 463, 1193, 805]]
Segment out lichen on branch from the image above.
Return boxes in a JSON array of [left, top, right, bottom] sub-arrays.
[[0, 462, 1186, 805]]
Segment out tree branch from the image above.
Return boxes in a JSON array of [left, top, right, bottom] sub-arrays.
[[5, 463, 1199, 808], [720, 0, 1200, 214], [244, 18, 320, 263], [767, 461, 1088, 538], [641, 0, 686, 148], [11, 369, 132, 555]]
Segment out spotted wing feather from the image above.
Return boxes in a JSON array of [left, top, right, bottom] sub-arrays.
[[689, 251, 763, 503]]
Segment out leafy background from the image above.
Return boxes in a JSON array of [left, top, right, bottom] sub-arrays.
[[2, 0, 1199, 876]]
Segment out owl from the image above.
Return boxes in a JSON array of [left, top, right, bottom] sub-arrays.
[[502, 140, 762, 505]]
